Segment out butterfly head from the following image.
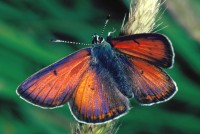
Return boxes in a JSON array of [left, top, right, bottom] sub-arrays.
[[92, 34, 105, 44]]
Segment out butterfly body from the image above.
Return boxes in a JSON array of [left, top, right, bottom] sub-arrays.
[[91, 38, 133, 98], [17, 33, 177, 124]]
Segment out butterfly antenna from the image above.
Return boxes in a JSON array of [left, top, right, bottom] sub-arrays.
[[100, 15, 110, 37], [50, 39, 91, 46]]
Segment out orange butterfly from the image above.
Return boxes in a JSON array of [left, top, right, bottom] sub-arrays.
[[17, 33, 177, 124]]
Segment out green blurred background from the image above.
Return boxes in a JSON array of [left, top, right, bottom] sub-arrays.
[[0, 0, 200, 134]]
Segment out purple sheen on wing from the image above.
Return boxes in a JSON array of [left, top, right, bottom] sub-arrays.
[[81, 106, 86, 114], [88, 109, 92, 116], [21, 80, 35, 91], [94, 109, 100, 116], [155, 88, 161, 94], [101, 101, 109, 114], [29, 93, 36, 98], [57, 88, 74, 102], [35, 96, 44, 103], [44, 98, 53, 104], [143, 82, 154, 96], [57, 91, 68, 102]]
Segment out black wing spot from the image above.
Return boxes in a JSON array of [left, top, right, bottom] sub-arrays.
[[140, 70, 144, 74], [133, 39, 140, 45], [53, 70, 57, 76]]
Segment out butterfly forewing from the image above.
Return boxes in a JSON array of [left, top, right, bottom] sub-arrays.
[[109, 33, 174, 68], [17, 48, 91, 108]]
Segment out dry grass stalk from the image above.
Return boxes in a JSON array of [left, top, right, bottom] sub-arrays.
[[121, 0, 162, 35], [71, 122, 119, 134]]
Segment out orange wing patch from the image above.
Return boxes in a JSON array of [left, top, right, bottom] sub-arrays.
[[69, 67, 130, 124], [17, 48, 91, 108], [109, 33, 174, 68]]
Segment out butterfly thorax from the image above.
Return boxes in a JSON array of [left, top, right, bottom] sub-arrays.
[[91, 35, 113, 65]]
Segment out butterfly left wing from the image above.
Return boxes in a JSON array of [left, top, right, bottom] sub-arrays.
[[119, 57, 177, 105], [68, 66, 130, 124], [108, 33, 174, 68], [17, 48, 91, 108]]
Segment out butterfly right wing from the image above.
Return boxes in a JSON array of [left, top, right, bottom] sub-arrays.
[[119, 56, 177, 105], [17, 48, 91, 108], [109, 33, 174, 68]]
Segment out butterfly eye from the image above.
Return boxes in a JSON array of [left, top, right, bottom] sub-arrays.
[[99, 37, 104, 43], [99, 37, 102, 41], [92, 34, 98, 44]]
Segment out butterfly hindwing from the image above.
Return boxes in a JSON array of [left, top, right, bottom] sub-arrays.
[[17, 48, 91, 108], [69, 65, 130, 124], [119, 56, 177, 105], [109, 33, 174, 68]]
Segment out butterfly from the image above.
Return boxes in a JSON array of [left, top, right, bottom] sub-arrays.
[[17, 33, 178, 124]]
